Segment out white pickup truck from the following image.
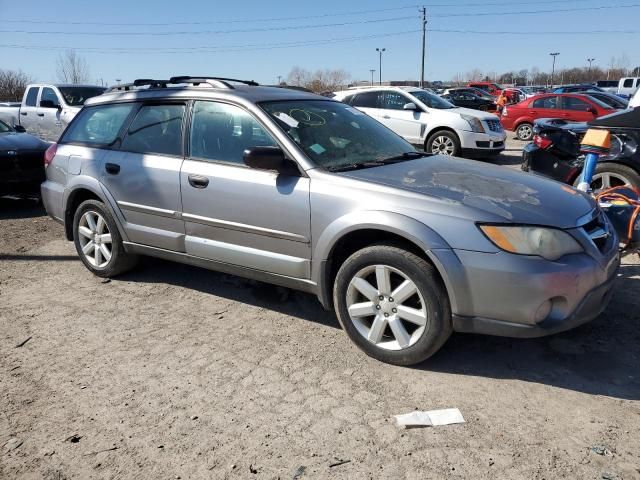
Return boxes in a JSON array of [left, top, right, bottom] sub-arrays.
[[0, 83, 106, 142]]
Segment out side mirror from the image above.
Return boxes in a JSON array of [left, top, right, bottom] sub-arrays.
[[403, 102, 418, 111], [588, 107, 598, 115], [243, 146, 299, 175], [13, 125, 26, 133], [40, 99, 60, 109]]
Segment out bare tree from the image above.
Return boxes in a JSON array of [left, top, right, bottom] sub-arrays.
[[0, 69, 32, 101], [285, 67, 351, 93], [56, 50, 90, 84]]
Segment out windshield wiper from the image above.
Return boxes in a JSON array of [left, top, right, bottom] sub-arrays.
[[376, 151, 430, 163], [326, 161, 387, 172]]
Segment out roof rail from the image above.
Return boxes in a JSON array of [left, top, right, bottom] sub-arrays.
[[106, 79, 171, 92], [169, 76, 259, 89]]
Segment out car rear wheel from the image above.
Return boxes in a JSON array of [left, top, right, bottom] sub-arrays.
[[73, 199, 137, 277], [573, 162, 640, 192], [515, 122, 533, 141], [426, 131, 460, 156], [333, 244, 452, 366]]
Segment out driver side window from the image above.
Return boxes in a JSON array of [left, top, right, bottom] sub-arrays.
[[40, 88, 60, 107]]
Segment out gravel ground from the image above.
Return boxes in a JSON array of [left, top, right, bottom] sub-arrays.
[[1, 140, 639, 480]]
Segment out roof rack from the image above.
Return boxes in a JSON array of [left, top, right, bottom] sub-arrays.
[[169, 76, 259, 89], [105, 76, 259, 93]]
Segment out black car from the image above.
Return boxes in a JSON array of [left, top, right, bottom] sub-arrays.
[[0, 120, 49, 197], [522, 108, 640, 191], [441, 91, 496, 111]]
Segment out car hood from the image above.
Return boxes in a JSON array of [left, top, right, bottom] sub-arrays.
[[341, 155, 595, 228], [445, 106, 498, 121], [0, 132, 48, 151]]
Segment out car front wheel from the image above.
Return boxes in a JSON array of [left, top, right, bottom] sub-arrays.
[[73, 199, 137, 277], [515, 122, 533, 141], [426, 131, 460, 156], [333, 244, 452, 366]]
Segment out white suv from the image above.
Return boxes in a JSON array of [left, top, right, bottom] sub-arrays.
[[333, 86, 506, 158]]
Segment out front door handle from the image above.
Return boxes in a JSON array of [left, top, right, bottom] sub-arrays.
[[382, 115, 391, 119], [20, 112, 27, 116], [188, 174, 209, 189], [105, 163, 120, 175], [37, 113, 44, 117]]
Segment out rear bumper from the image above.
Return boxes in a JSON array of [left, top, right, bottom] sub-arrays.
[[41, 179, 65, 223], [521, 142, 581, 184]]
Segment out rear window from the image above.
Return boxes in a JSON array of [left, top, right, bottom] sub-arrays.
[[58, 87, 106, 106], [62, 104, 135, 146]]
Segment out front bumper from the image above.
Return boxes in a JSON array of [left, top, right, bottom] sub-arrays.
[[458, 130, 506, 156], [446, 246, 620, 338]]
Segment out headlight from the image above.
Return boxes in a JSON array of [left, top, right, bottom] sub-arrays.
[[461, 114, 486, 133], [478, 225, 583, 260]]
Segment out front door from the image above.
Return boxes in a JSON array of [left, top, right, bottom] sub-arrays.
[[377, 91, 424, 145], [37, 87, 64, 142], [559, 96, 599, 122], [100, 102, 187, 252], [180, 100, 311, 279]]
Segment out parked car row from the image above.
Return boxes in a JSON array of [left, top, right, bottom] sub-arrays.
[[37, 76, 619, 366]]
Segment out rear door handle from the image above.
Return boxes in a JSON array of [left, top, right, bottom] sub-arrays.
[[382, 115, 391, 119], [188, 174, 209, 189], [37, 113, 44, 117], [20, 112, 27, 116], [105, 163, 120, 175]]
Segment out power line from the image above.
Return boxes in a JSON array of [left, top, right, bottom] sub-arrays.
[[1, 28, 638, 56], [0, 0, 615, 26], [432, 2, 640, 17]]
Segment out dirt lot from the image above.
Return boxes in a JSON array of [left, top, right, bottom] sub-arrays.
[[1, 141, 639, 479]]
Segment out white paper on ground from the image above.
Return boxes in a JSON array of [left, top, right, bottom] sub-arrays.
[[394, 408, 465, 428]]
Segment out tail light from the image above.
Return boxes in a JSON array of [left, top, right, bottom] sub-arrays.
[[533, 134, 552, 149], [44, 143, 57, 167]]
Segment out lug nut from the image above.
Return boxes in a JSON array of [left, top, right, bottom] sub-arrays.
[[392, 308, 397, 313], [378, 295, 384, 301], [389, 297, 394, 302], [384, 313, 389, 317], [376, 305, 381, 310]]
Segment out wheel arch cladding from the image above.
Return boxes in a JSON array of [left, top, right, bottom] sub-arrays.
[[313, 211, 461, 312]]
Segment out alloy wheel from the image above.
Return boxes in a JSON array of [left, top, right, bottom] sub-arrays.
[[431, 136, 455, 155], [517, 124, 532, 140], [346, 264, 428, 351], [591, 171, 631, 191], [77, 211, 112, 268]]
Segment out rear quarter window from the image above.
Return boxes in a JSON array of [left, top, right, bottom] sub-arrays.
[[61, 104, 135, 146]]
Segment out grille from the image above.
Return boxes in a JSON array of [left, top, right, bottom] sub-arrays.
[[581, 210, 611, 253], [486, 120, 503, 133]]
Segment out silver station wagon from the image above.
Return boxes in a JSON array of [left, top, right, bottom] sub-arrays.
[[41, 76, 620, 366]]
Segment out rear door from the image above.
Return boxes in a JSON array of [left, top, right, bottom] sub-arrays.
[[37, 87, 64, 142], [558, 96, 598, 122], [350, 91, 383, 121], [529, 95, 563, 120], [180, 100, 311, 278], [20, 86, 40, 135], [100, 102, 187, 251]]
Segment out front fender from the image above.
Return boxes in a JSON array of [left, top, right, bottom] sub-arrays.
[[313, 210, 470, 313]]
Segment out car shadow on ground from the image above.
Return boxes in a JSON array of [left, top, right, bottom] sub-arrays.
[[0, 196, 44, 219], [122, 258, 639, 400]]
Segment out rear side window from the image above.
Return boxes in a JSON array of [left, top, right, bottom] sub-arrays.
[[121, 104, 185, 156], [190, 100, 277, 165], [351, 91, 381, 108], [25, 87, 39, 107], [623, 79, 633, 88], [62, 104, 135, 146], [532, 96, 558, 109]]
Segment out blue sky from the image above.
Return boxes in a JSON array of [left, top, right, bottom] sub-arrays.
[[0, 0, 638, 85]]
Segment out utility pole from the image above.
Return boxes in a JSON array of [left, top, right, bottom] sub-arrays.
[[277, 75, 282, 85], [549, 52, 559, 87], [376, 48, 385, 85], [369, 69, 376, 86], [420, 6, 427, 88], [587, 58, 595, 80]]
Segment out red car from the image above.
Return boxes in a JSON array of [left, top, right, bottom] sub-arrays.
[[468, 82, 503, 96], [500, 93, 616, 140]]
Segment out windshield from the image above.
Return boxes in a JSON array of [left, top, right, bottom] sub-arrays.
[[260, 100, 419, 171], [59, 87, 106, 106], [0, 120, 11, 133], [410, 90, 456, 109]]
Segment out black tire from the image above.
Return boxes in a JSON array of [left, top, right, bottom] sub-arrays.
[[572, 162, 640, 192], [333, 244, 452, 366], [72, 199, 137, 278], [515, 122, 533, 141], [426, 130, 461, 157]]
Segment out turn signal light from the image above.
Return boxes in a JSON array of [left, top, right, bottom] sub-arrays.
[[44, 143, 57, 167]]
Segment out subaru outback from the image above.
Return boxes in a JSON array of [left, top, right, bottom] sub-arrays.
[[41, 76, 619, 366]]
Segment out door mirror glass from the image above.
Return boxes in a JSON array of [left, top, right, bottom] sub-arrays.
[[403, 102, 418, 111], [244, 146, 297, 175]]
